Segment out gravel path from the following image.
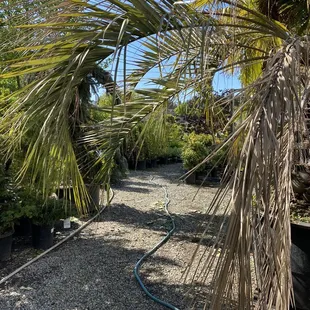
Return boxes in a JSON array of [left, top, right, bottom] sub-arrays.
[[0, 164, 228, 310]]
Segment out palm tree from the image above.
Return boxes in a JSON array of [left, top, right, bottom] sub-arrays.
[[1, 0, 310, 308]]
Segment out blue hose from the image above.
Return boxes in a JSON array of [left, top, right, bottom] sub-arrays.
[[133, 179, 180, 310]]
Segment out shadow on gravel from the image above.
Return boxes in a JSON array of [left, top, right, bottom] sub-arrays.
[[0, 236, 209, 310], [97, 203, 228, 247], [114, 185, 152, 193], [124, 163, 185, 184], [116, 180, 158, 188], [116, 164, 222, 188]]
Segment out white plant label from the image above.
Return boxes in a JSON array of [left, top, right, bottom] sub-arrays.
[[51, 227, 54, 233], [64, 218, 71, 229]]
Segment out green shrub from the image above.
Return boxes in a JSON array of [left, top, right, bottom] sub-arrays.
[[31, 198, 68, 226], [181, 132, 226, 172], [91, 94, 113, 122], [144, 131, 159, 160], [110, 149, 128, 184], [125, 124, 147, 161], [17, 187, 76, 226], [0, 169, 19, 235], [166, 146, 181, 158], [125, 114, 184, 161], [168, 123, 184, 149]]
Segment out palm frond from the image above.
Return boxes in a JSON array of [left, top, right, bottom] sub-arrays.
[[185, 39, 309, 310]]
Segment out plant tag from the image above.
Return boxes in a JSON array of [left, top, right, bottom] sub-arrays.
[[64, 218, 71, 229], [51, 227, 54, 233]]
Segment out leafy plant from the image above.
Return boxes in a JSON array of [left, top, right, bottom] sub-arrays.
[[110, 149, 128, 184], [181, 133, 213, 171], [167, 123, 184, 149], [17, 187, 75, 226], [31, 198, 67, 226], [182, 132, 227, 172], [0, 172, 19, 235], [166, 146, 182, 159], [125, 124, 147, 162]]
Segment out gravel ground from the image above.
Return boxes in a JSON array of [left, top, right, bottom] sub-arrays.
[[0, 164, 229, 310]]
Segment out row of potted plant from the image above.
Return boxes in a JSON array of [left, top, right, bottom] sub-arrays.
[[125, 116, 184, 170], [0, 180, 76, 261], [127, 146, 182, 170]]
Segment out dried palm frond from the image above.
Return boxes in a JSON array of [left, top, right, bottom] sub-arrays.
[[185, 40, 310, 310]]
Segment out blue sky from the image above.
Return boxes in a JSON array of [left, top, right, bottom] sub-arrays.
[[212, 72, 241, 92], [96, 38, 242, 101], [128, 64, 241, 93], [94, 63, 241, 102]]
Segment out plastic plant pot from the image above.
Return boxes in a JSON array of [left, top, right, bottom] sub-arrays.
[[0, 231, 13, 261], [290, 221, 310, 310], [32, 224, 54, 250], [136, 160, 146, 170]]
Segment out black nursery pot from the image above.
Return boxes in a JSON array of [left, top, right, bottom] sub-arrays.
[[151, 159, 158, 168], [185, 172, 196, 185], [127, 160, 135, 170], [158, 157, 168, 165], [32, 224, 54, 250], [0, 231, 13, 261], [290, 222, 310, 310], [14, 217, 32, 237], [136, 160, 146, 170]]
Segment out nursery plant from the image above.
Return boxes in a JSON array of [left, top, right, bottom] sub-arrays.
[[0, 180, 18, 235], [0, 164, 20, 260], [182, 132, 226, 172], [18, 187, 75, 250], [165, 122, 183, 160]]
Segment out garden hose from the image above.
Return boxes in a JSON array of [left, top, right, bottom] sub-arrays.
[[0, 188, 114, 286], [133, 177, 180, 310]]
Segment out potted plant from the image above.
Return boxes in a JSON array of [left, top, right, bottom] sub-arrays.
[[19, 193, 67, 250], [145, 140, 158, 168], [136, 155, 147, 170], [145, 131, 162, 168], [181, 132, 227, 184], [167, 123, 183, 163], [125, 125, 147, 170], [13, 189, 35, 237], [110, 150, 128, 184], [0, 175, 19, 261], [146, 149, 157, 168], [181, 133, 212, 184], [0, 205, 17, 261], [166, 146, 182, 164], [14, 216, 32, 237], [158, 153, 169, 165]]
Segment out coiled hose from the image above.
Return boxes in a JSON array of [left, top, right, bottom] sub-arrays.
[[133, 178, 180, 310]]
